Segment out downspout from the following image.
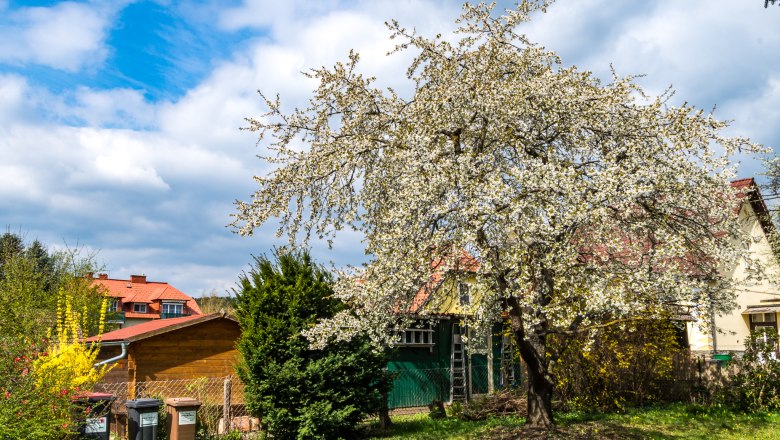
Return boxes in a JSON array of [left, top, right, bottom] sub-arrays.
[[709, 293, 718, 355], [94, 342, 128, 367]]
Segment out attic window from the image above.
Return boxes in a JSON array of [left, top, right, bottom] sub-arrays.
[[458, 283, 470, 306], [133, 303, 147, 313]]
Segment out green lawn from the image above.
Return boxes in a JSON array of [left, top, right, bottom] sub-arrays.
[[363, 404, 780, 439]]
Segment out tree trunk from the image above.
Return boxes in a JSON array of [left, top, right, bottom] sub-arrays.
[[379, 375, 392, 429], [507, 297, 554, 429], [520, 338, 554, 428]]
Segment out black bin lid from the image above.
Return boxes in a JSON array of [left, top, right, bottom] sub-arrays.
[[126, 398, 163, 409]]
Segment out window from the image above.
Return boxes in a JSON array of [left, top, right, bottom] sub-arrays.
[[133, 303, 147, 313], [395, 327, 435, 348], [108, 299, 120, 312], [750, 312, 778, 332], [162, 303, 184, 315], [751, 313, 777, 323], [458, 283, 470, 306]]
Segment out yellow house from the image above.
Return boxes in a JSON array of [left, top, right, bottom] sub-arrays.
[[688, 178, 780, 354]]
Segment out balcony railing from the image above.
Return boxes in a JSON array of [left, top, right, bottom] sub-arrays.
[[160, 312, 191, 319], [106, 311, 125, 323]]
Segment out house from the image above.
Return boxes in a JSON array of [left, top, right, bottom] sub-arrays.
[[386, 255, 520, 408], [91, 274, 202, 328], [687, 177, 780, 355]]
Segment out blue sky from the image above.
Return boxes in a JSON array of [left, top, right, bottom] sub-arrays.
[[2, 0, 779, 296]]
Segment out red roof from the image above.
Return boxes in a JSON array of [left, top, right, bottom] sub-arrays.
[[92, 275, 202, 316], [730, 177, 755, 189], [410, 251, 480, 313], [731, 177, 774, 236], [87, 313, 234, 343]]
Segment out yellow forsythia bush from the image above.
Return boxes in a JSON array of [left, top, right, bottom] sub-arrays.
[[33, 289, 111, 394], [550, 318, 685, 411], [0, 288, 114, 439]]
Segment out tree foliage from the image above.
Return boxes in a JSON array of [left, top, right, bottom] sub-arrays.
[[233, 2, 760, 428], [0, 232, 105, 339], [234, 251, 390, 439]]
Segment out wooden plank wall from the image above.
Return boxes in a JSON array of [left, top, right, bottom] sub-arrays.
[[133, 319, 241, 381]]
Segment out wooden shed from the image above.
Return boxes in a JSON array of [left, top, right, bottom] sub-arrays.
[[88, 312, 241, 399]]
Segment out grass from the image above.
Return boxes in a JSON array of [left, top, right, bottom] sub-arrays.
[[363, 403, 780, 439]]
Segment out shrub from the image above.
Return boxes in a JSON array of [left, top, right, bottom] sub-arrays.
[[0, 289, 111, 438], [720, 328, 780, 411], [235, 251, 391, 439], [550, 319, 685, 410]]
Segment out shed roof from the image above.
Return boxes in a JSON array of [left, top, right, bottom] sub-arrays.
[[87, 312, 237, 343]]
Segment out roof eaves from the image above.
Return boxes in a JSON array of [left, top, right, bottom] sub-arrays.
[[124, 314, 219, 343]]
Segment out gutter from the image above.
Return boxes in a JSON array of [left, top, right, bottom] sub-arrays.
[[93, 341, 128, 367]]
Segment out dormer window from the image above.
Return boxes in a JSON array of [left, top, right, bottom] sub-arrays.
[[162, 303, 183, 315], [161, 302, 185, 318], [108, 299, 121, 312], [133, 303, 147, 313]]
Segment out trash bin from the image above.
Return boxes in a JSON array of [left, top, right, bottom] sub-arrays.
[[712, 353, 732, 362], [126, 398, 163, 440], [74, 392, 114, 440], [165, 398, 202, 440]]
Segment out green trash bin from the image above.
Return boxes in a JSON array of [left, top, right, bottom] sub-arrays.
[[126, 398, 163, 440]]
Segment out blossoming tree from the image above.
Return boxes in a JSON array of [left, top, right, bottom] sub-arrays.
[[234, 2, 760, 428]]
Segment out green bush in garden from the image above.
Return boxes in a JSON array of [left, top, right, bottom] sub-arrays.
[[720, 328, 780, 411], [234, 250, 391, 439]]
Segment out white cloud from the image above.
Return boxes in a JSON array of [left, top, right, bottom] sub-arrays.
[[64, 87, 158, 128], [0, 2, 118, 71], [0, 74, 32, 124]]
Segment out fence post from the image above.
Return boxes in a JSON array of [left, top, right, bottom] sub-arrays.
[[223, 377, 232, 433]]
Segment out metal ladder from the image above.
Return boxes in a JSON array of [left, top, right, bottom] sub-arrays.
[[501, 333, 515, 387], [451, 323, 468, 401]]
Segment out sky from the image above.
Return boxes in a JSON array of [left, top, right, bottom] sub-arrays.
[[1, 0, 779, 297]]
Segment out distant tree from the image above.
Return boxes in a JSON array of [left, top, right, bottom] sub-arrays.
[[234, 251, 391, 439], [0, 233, 104, 339], [196, 290, 236, 315]]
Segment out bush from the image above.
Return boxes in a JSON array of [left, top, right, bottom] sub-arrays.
[[719, 329, 780, 411], [235, 251, 391, 439], [0, 289, 111, 438], [550, 319, 685, 410], [0, 337, 72, 439]]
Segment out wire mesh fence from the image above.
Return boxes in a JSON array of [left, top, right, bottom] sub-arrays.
[[94, 376, 256, 438]]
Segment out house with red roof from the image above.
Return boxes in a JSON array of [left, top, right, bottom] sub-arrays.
[[91, 274, 202, 328], [687, 177, 780, 356]]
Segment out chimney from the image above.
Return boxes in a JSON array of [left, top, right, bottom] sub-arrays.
[[130, 274, 147, 284], [98, 274, 108, 280], [85, 272, 94, 279]]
